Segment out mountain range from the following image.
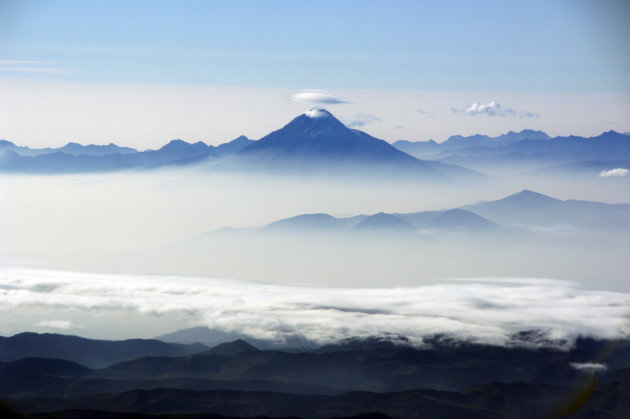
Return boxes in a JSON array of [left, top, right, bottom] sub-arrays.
[[0, 136, 254, 174], [393, 130, 630, 175], [202, 189, 630, 237], [4, 109, 627, 178], [1, 332, 628, 418]]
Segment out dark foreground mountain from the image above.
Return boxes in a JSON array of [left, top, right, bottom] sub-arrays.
[[0, 333, 208, 368], [1, 335, 628, 418]]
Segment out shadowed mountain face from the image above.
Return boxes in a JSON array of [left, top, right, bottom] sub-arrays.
[[229, 109, 447, 179], [2, 335, 629, 418]]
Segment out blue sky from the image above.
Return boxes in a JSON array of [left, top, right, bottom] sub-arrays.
[[1, 0, 629, 147]]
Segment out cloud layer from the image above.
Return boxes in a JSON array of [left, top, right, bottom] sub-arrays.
[[1, 269, 628, 348]]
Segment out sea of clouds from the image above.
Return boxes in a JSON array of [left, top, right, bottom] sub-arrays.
[[1, 268, 628, 348]]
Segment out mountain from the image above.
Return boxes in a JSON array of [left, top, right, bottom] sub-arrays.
[[393, 130, 630, 175], [353, 212, 416, 232], [264, 213, 348, 231], [0, 333, 208, 368], [2, 336, 628, 418], [0, 136, 253, 173], [441, 129, 551, 149], [155, 327, 315, 350], [393, 129, 551, 158], [462, 189, 630, 230], [57, 142, 138, 156], [11, 381, 630, 419], [213, 135, 255, 157], [3, 337, 627, 405], [200, 189, 629, 238], [226, 108, 448, 179], [203, 340, 259, 356]]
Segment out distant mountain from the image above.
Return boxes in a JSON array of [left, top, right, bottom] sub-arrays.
[[200, 189, 628, 238], [57, 142, 138, 156], [393, 130, 630, 175], [393, 129, 551, 158], [155, 326, 315, 350], [263, 213, 353, 232], [441, 129, 551, 150], [224, 108, 448, 179], [213, 135, 255, 157], [203, 339, 259, 356], [353, 212, 416, 232], [0, 136, 253, 173], [0, 332, 208, 368], [462, 189, 630, 230]]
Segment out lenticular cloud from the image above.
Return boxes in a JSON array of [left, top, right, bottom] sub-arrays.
[[1, 268, 628, 348]]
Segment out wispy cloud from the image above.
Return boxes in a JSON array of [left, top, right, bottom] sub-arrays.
[[452, 101, 539, 119], [290, 90, 349, 105], [34, 319, 83, 330], [343, 113, 381, 128], [416, 108, 435, 118], [0, 60, 77, 75], [518, 110, 540, 119], [599, 168, 629, 178], [2, 269, 628, 348]]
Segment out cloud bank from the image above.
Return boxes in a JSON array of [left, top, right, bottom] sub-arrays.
[[453, 101, 539, 119], [1, 269, 628, 348], [599, 168, 629, 178], [290, 91, 349, 105]]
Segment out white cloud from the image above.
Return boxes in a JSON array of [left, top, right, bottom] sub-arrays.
[[343, 113, 381, 128], [453, 101, 539, 119], [34, 319, 83, 330], [457, 101, 515, 117], [570, 362, 608, 372], [599, 168, 629, 178], [2, 269, 628, 348], [290, 91, 349, 105]]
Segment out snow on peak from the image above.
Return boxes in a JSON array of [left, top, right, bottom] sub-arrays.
[[304, 108, 329, 118]]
